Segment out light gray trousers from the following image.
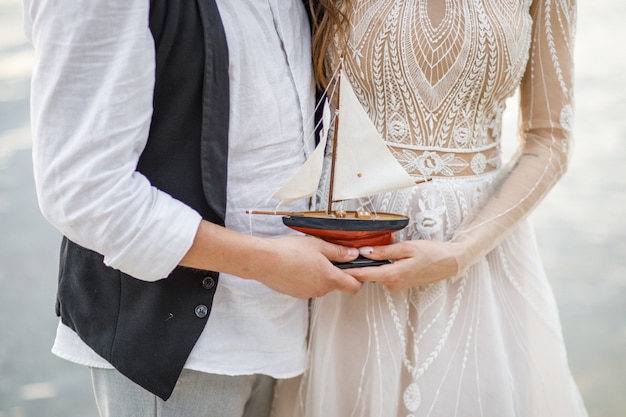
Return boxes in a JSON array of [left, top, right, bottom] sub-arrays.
[[90, 367, 276, 417]]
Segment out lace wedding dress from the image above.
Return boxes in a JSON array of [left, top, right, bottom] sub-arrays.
[[273, 0, 588, 416]]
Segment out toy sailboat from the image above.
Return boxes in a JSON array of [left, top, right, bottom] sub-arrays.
[[250, 66, 428, 267]]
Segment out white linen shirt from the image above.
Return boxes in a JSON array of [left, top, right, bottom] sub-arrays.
[[24, 0, 316, 378]]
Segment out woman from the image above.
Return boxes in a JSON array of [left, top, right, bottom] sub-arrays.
[[276, 0, 588, 416]]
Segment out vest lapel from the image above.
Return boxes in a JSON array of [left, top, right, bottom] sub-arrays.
[[196, 0, 230, 223]]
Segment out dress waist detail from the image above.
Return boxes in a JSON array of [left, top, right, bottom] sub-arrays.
[[388, 145, 501, 178]]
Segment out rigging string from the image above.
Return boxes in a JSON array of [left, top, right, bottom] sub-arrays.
[[245, 65, 342, 234]]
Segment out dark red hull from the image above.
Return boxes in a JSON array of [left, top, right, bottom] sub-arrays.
[[282, 211, 409, 248]]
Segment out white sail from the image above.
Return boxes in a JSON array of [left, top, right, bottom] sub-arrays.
[[333, 73, 416, 201], [272, 69, 415, 205], [271, 99, 331, 205]]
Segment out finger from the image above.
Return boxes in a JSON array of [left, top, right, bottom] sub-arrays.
[[337, 275, 363, 294], [345, 263, 392, 282], [326, 268, 362, 295], [320, 242, 360, 263], [358, 244, 401, 261]]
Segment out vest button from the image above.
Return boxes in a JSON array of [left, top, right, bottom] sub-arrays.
[[202, 276, 216, 290], [194, 304, 209, 318]]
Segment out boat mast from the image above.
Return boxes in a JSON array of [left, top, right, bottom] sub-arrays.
[[326, 61, 343, 215]]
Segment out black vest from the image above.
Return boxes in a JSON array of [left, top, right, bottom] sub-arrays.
[[55, 0, 229, 400]]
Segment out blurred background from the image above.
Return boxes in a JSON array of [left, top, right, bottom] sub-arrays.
[[1, 0, 624, 416]]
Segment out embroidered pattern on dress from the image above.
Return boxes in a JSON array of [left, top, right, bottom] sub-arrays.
[[309, 0, 577, 414]]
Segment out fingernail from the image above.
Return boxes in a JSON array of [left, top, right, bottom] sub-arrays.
[[347, 248, 359, 257], [359, 246, 374, 256]]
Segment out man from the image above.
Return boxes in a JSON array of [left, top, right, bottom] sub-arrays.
[[24, 0, 361, 415]]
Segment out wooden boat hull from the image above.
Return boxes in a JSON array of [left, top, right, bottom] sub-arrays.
[[282, 211, 409, 247]]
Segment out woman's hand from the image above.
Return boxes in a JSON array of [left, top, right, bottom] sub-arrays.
[[345, 240, 462, 292]]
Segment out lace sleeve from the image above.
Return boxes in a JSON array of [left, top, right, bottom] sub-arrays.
[[451, 0, 577, 277]]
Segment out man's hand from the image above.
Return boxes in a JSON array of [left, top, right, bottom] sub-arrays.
[[249, 235, 362, 299], [180, 220, 362, 299]]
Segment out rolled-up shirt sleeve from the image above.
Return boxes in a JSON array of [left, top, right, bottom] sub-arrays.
[[25, 0, 202, 281]]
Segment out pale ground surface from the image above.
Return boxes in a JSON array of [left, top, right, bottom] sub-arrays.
[[1, 0, 624, 416]]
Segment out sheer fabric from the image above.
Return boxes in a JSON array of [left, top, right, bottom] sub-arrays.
[[274, 0, 587, 416]]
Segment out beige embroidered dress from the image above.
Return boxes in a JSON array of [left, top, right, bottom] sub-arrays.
[[278, 0, 588, 416]]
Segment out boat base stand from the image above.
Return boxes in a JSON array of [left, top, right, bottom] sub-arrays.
[[333, 256, 390, 269]]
